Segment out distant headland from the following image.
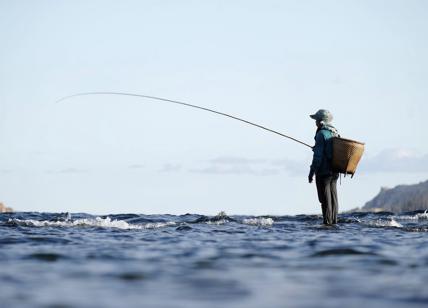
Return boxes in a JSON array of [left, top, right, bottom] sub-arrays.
[[353, 180, 428, 214], [0, 203, 13, 213]]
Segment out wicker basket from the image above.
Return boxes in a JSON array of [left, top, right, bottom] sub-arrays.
[[331, 137, 365, 176]]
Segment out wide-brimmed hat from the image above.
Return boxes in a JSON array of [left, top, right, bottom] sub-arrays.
[[310, 109, 333, 122]]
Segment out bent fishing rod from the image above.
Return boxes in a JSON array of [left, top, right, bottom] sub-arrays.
[[56, 92, 313, 149]]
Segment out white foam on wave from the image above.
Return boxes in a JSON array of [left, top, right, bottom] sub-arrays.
[[242, 218, 274, 226], [8, 217, 176, 230], [394, 210, 428, 221], [368, 218, 403, 228], [206, 219, 229, 225]]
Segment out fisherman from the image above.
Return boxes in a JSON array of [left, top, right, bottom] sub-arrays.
[[308, 109, 340, 225]]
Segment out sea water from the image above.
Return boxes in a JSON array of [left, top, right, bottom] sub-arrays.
[[1, 211, 427, 308]]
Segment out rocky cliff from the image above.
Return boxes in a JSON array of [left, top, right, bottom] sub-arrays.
[[362, 180, 428, 213]]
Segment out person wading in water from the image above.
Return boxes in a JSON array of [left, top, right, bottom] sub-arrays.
[[308, 109, 340, 225]]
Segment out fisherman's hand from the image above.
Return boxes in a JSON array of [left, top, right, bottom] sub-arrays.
[[308, 170, 314, 184]]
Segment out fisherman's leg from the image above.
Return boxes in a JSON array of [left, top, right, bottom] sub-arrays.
[[316, 176, 328, 224], [323, 177, 334, 225], [330, 174, 339, 224]]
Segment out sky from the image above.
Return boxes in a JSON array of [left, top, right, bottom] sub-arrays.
[[0, 0, 427, 215]]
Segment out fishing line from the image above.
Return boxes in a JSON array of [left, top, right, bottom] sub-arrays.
[[56, 92, 313, 149]]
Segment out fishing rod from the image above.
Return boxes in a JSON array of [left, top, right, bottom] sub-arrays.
[[56, 92, 313, 149]]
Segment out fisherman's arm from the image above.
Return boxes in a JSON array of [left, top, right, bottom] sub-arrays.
[[308, 133, 325, 183]]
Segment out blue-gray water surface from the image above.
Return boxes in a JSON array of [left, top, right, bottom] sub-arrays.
[[1, 211, 427, 308]]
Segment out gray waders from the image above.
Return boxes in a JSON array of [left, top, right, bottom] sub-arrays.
[[315, 174, 339, 225]]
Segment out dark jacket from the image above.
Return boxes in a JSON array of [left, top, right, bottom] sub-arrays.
[[310, 124, 339, 176]]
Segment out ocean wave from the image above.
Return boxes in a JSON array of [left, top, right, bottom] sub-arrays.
[[310, 248, 378, 257], [367, 218, 403, 228], [194, 211, 236, 225], [206, 219, 230, 225], [242, 218, 274, 226], [8, 217, 176, 230], [394, 210, 428, 221]]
